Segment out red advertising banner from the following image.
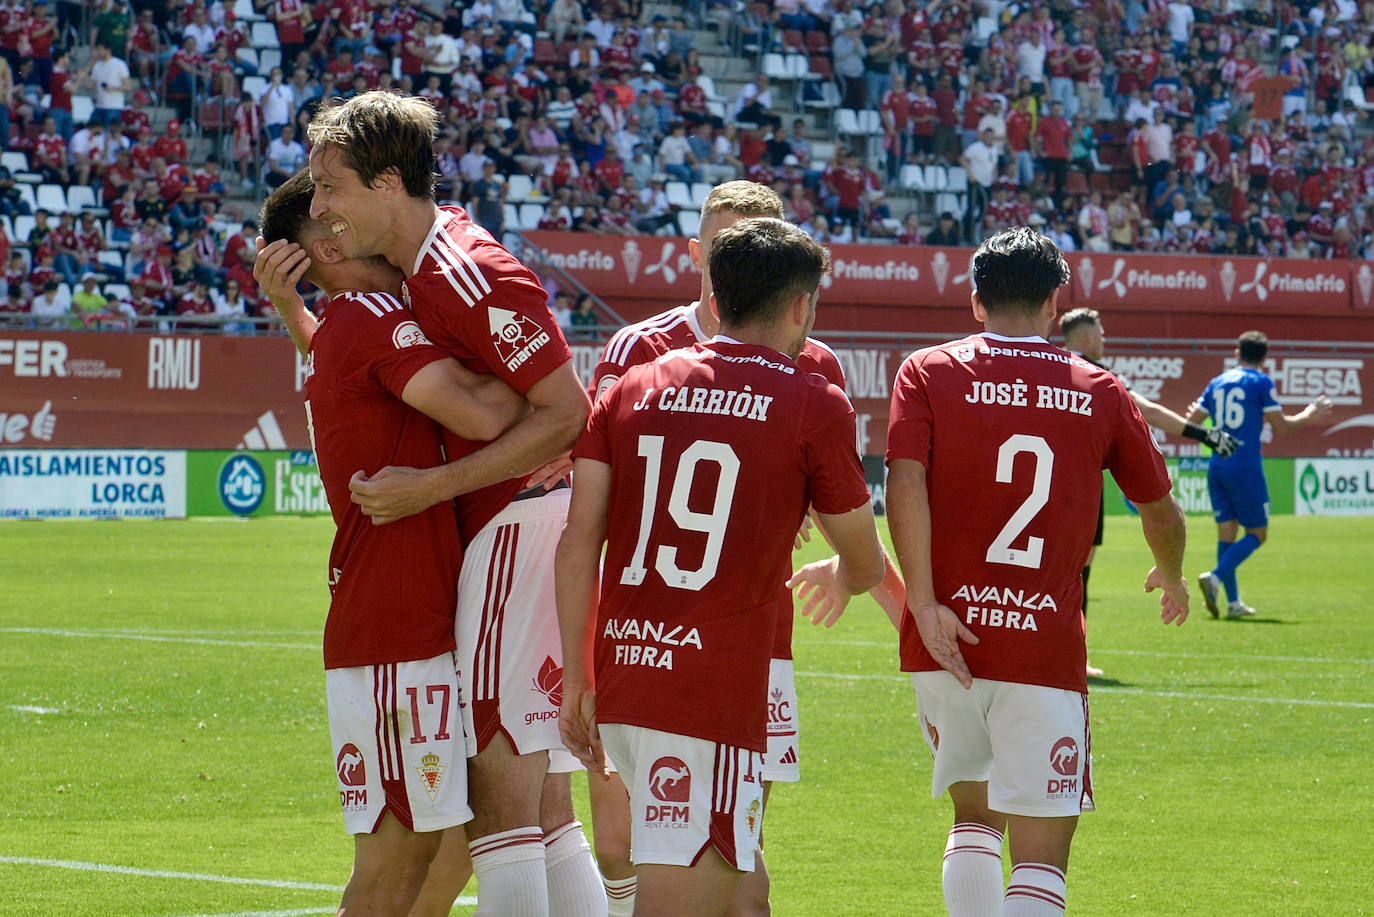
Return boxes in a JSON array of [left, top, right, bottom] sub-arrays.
[[0, 331, 310, 450], [526, 231, 1374, 320]]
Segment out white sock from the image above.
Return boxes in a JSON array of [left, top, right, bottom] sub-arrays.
[[942, 822, 1005, 917], [543, 820, 606, 916], [1002, 863, 1067, 916], [603, 875, 636, 917], [469, 827, 549, 917]]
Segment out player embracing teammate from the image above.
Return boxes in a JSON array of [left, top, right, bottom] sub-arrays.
[[885, 228, 1191, 917]]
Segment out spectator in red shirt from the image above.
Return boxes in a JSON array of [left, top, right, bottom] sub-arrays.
[[33, 115, 68, 185], [1005, 95, 1034, 185], [1035, 100, 1072, 199], [155, 118, 189, 164]]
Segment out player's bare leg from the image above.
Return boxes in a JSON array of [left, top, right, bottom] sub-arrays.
[[405, 826, 471, 917], [725, 781, 772, 917], [587, 769, 637, 915], [941, 781, 1007, 917], [1002, 814, 1077, 916], [465, 732, 551, 915], [339, 811, 442, 916], [634, 848, 743, 917], [539, 769, 606, 914]]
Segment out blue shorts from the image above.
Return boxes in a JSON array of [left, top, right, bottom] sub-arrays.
[[1208, 462, 1270, 528]]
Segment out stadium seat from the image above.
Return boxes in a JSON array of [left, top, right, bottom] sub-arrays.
[[689, 182, 713, 208], [1064, 170, 1090, 197], [974, 17, 999, 42], [935, 191, 965, 218], [66, 185, 98, 212], [677, 209, 700, 237], [236, 47, 259, 71], [811, 140, 836, 163], [71, 95, 94, 125], [696, 75, 724, 102], [808, 55, 832, 79], [37, 184, 67, 213], [763, 53, 790, 81], [103, 283, 131, 302], [781, 29, 805, 52], [503, 203, 520, 229], [1, 151, 28, 172], [925, 165, 948, 191], [13, 214, 34, 242], [259, 48, 282, 73], [198, 99, 228, 145], [533, 38, 557, 66], [665, 181, 693, 209], [805, 30, 830, 54], [251, 21, 280, 49], [243, 75, 268, 99], [836, 108, 861, 135], [858, 109, 883, 135], [506, 173, 534, 202], [900, 164, 927, 191], [518, 203, 545, 230], [233, 0, 264, 21], [786, 54, 813, 80], [804, 80, 840, 111], [946, 166, 969, 194], [97, 251, 124, 273], [14, 183, 35, 213]]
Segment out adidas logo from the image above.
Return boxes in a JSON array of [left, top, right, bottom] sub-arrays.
[[237, 411, 287, 450], [778, 746, 798, 765]]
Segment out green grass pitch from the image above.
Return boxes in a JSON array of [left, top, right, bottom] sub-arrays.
[[1, 514, 1371, 915]]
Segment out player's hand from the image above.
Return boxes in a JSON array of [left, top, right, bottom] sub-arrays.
[[1206, 429, 1241, 458], [910, 601, 979, 689], [1143, 567, 1189, 625], [559, 687, 607, 776], [1309, 394, 1333, 421], [253, 236, 311, 311], [794, 512, 814, 550], [786, 556, 850, 628], [523, 453, 573, 491], [348, 466, 440, 525]]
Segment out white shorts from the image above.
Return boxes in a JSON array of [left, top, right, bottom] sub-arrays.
[[600, 723, 764, 872], [548, 745, 584, 774], [911, 671, 1094, 818], [762, 658, 800, 783], [456, 488, 569, 758], [326, 652, 473, 835]]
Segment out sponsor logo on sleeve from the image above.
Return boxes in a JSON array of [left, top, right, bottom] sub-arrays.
[[392, 320, 432, 349], [489, 307, 550, 371]]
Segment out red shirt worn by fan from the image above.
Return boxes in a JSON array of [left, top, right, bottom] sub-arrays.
[[304, 291, 462, 670], [401, 206, 573, 542], [887, 333, 1170, 693], [577, 340, 869, 750]]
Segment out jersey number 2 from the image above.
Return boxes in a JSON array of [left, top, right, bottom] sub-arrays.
[[621, 435, 740, 592], [985, 434, 1053, 569]]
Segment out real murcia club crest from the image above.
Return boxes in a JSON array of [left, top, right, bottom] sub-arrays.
[[418, 752, 446, 801]]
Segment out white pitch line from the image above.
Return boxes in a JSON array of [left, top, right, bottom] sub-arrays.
[[794, 670, 1374, 709], [794, 639, 1374, 666], [0, 856, 479, 910], [0, 628, 315, 651], [0, 856, 342, 891], [7, 705, 61, 714]]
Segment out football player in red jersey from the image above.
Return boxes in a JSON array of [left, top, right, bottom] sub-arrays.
[[264, 92, 600, 917], [558, 218, 884, 917], [590, 180, 904, 916], [886, 228, 1189, 917], [256, 169, 527, 916]]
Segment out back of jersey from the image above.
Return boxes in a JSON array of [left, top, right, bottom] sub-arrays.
[[887, 333, 1171, 693], [1201, 366, 1277, 467], [578, 340, 868, 749]]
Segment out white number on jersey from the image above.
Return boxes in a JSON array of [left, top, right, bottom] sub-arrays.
[[1213, 386, 1245, 430], [985, 433, 1053, 569], [620, 435, 741, 592]]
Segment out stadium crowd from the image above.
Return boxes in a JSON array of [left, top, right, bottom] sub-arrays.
[[0, 0, 1371, 328]]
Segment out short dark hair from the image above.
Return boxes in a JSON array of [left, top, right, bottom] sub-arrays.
[[971, 227, 1070, 314], [308, 91, 439, 198], [259, 168, 318, 248], [708, 218, 830, 330], [1059, 307, 1100, 337], [1237, 330, 1269, 365]]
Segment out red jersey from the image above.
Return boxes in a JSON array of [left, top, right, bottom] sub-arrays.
[[577, 340, 868, 750], [880, 89, 912, 131], [155, 135, 188, 164], [886, 333, 1171, 693], [402, 207, 573, 542], [1005, 109, 1032, 153], [910, 94, 937, 136], [1036, 115, 1071, 159], [176, 291, 213, 315], [591, 302, 846, 661], [304, 291, 461, 669], [34, 133, 65, 167], [49, 66, 70, 111]]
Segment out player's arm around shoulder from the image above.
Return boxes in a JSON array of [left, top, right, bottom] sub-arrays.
[[401, 357, 528, 443]]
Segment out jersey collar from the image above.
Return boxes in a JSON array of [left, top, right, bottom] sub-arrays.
[[981, 331, 1050, 344]]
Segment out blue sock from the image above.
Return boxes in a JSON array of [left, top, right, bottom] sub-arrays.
[[1216, 535, 1262, 603], [1214, 541, 1237, 602]]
